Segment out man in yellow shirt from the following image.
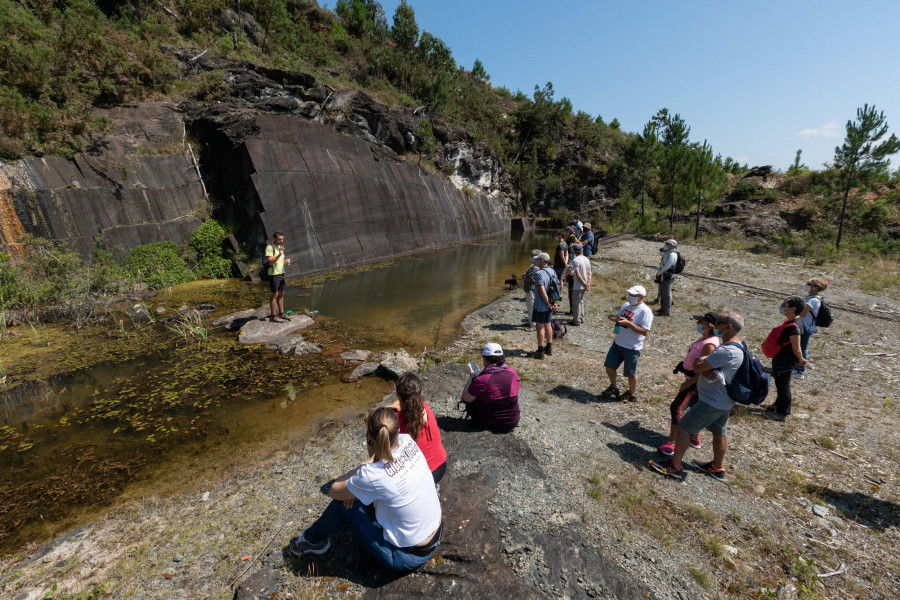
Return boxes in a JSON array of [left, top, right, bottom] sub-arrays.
[[265, 231, 291, 322]]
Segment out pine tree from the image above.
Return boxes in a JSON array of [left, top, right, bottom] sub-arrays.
[[833, 104, 900, 250], [632, 120, 660, 218], [687, 141, 727, 239], [391, 0, 419, 50], [654, 109, 691, 230]]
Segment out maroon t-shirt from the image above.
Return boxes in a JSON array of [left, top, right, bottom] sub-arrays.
[[466, 364, 521, 426]]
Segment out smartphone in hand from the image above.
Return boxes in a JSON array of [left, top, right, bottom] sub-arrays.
[[467, 361, 480, 377]]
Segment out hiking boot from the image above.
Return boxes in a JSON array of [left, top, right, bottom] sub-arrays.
[[658, 441, 675, 456], [289, 532, 331, 556], [649, 458, 685, 481], [656, 310, 670, 317], [620, 391, 637, 402], [532, 349, 545, 360], [689, 436, 702, 449], [691, 460, 726, 481], [764, 410, 786, 422], [600, 385, 620, 400], [268, 314, 283, 323], [279, 312, 292, 321], [544, 343, 552, 356]]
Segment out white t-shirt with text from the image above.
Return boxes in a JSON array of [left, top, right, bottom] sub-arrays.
[[346, 434, 441, 547], [613, 302, 653, 351]]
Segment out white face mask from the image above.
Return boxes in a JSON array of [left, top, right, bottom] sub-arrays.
[[802, 284, 811, 293], [628, 295, 640, 305]]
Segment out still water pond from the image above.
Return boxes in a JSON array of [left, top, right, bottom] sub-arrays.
[[1, 230, 554, 553]]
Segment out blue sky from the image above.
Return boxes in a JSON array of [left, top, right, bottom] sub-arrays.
[[367, 0, 900, 171]]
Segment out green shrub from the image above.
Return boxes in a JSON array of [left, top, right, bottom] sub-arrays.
[[190, 219, 231, 278], [122, 242, 194, 289]]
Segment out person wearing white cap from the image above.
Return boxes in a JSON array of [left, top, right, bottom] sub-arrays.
[[521, 249, 542, 331], [460, 343, 521, 432], [601, 285, 653, 402], [651, 239, 679, 316]]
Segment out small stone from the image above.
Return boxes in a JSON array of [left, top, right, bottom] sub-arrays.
[[173, 554, 184, 563], [812, 505, 828, 518], [201, 492, 210, 502], [754, 485, 766, 494], [178, 304, 190, 313], [156, 306, 167, 314], [796, 413, 810, 420], [723, 545, 739, 556], [827, 515, 844, 527], [198, 303, 215, 310]]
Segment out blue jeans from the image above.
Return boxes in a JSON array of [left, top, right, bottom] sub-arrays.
[[304, 500, 436, 572], [797, 330, 812, 373]]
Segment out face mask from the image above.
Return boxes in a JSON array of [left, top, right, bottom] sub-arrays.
[[696, 324, 704, 334], [662, 245, 669, 252], [627, 295, 639, 305], [713, 328, 722, 337], [779, 305, 787, 315], [802, 284, 811, 293]]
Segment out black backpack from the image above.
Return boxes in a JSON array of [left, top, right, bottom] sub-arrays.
[[813, 296, 833, 328], [673, 251, 686, 274], [723, 342, 770, 406]]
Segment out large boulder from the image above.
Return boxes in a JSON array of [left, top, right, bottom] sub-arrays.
[[264, 334, 305, 354], [237, 315, 314, 345], [375, 349, 418, 379], [343, 362, 380, 382], [742, 215, 789, 237], [340, 349, 371, 362]]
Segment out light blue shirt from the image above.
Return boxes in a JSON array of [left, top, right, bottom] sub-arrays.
[[696, 343, 744, 410]]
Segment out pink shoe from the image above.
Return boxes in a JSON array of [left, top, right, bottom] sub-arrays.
[[689, 436, 702, 449], [658, 441, 675, 456]]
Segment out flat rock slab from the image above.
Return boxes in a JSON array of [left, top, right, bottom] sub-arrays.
[[294, 342, 323, 355], [340, 349, 372, 362], [238, 316, 314, 345], [344, 362, 380, 382], [265, 334, 305, 354]]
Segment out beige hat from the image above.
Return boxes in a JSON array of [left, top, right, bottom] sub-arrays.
[[539, 252, 551, 263]]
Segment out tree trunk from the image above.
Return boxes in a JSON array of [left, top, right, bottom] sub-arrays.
[[640, 177, 645, 218], [836, 179, 853, 251], [695, 192, 701, 240]]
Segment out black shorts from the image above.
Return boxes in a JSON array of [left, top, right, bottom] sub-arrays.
[[533, 309, 551, 324], [269, 274, 286, 293]]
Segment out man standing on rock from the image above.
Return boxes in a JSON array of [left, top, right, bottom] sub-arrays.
[[651, 239, 678, 316], [266, 231, 291, 322], [650, 312, 745, 481], [531, 253, 559, 360], [601, 285, 653, 402], [564, 244, 591, 326]]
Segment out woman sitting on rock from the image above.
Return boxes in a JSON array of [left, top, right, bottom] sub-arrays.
[[388, 372, 448, 483], [658, 313, 720, 457], [289, 407, 443, 571]]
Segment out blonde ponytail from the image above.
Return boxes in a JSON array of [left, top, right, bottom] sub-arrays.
[[366, 407, 400, 463]]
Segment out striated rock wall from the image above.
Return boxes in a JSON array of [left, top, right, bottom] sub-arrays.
[[0, 103, 205, 258]]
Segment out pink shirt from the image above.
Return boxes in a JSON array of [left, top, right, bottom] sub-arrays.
[[682, 336, 720, 379]]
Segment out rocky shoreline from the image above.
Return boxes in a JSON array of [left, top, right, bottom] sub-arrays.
[[3, 237, 898, 600]]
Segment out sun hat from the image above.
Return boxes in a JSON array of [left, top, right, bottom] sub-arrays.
[[539, 252, 551, 263], [530, 249, 541, 259], [691, 312, 719, 325]]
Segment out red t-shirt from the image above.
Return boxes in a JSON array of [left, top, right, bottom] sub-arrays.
[[398, 401, 447, 472]]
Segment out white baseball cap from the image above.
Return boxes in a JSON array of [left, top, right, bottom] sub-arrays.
[[627, 285, 647, 296], [482, 342, 504, 356]]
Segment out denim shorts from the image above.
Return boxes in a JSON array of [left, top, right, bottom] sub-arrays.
[[603, 343, 641, 377], [677, 400, 731, 437]]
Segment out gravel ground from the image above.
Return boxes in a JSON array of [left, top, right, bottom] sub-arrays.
[[2, 236, 898, 600]]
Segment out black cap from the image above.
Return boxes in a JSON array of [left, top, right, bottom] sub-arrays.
[[691, 312, 719, 325]]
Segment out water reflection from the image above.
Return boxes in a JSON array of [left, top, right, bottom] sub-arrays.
[[286, 230, 555, 348]]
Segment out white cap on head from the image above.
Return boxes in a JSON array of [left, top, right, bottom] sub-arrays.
[[482, 342, 504, 357], [627, 285, 647, 297], [665, 239, 678, 247], [530, 249, 541, 259], [539, 252, 551, 263]]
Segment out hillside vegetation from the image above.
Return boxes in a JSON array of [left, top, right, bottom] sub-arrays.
[[1, 0, 899, 265]]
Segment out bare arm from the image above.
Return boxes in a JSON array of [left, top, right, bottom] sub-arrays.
[[790, 333, 808, 365], [328, 467, 361, 501], [616, 316, 649, 337]]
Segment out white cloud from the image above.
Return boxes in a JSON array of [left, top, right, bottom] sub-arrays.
[[795, 121, 841, 139]]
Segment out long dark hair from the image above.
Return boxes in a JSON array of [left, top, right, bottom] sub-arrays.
[[395, 372, 425, 442]]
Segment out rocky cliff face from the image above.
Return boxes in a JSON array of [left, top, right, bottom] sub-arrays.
[[0, 103, 205, 258], [0, 56, 519, 273]]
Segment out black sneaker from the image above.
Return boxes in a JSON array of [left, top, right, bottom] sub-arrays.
[[532, 349, 545, 360], [763, 410, 786, 422], [544, 343, 552, 356], [600, 385, 620, 400], [620, 391, 637, 402], [691, 459, 726, 481], [649, 458, 685, 481], [289, 532, 331, 556]]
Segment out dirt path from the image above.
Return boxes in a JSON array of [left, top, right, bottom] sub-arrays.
[[2, 237, 898, 600]]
